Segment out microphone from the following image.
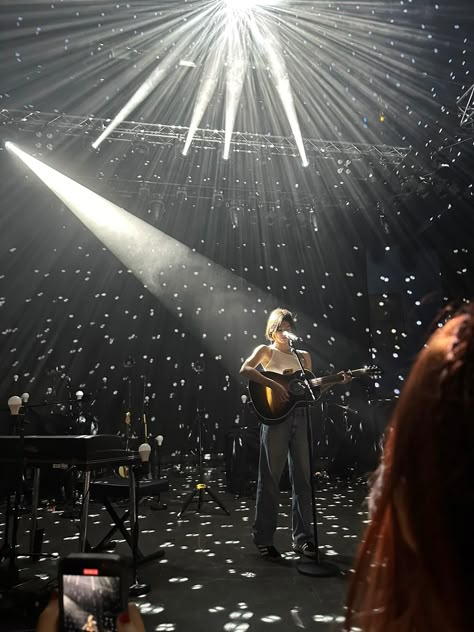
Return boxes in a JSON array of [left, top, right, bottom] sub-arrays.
[[282, 330, 301, 342]]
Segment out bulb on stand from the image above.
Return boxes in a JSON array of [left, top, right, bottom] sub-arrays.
[[8, 395, 22, 415], [138, 443, 152, 463]]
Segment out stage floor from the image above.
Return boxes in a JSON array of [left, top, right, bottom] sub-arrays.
[[0, 466, 369, 631]]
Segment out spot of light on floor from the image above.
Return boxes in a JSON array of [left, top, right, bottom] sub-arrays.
[[224, 623, 250, 632], [139, 604, 165, 615], [209, 606, 226, 613], [168, 576, 189, 583], [313, 614, 345, 623]]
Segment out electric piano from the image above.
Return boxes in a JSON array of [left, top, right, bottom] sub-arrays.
[[0, 434, 139, 553], [0, 434, 135, 467]]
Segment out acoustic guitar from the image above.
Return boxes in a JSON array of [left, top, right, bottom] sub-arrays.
[[248, 366, 381, 425]]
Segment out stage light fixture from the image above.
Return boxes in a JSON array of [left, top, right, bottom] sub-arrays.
[[379, 213, 390, 235], [150, 194, 166, 223], [131, 141, 149, 157], [136, 182, 151, 217], [228, 201, 242, 229], [309, 208, 318, 232], [212, 189, 224, 207], [176, 186, 188, 203]]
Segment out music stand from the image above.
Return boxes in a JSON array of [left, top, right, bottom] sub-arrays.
[[177, 363, 229, 518], [287, 341, 339, 578]]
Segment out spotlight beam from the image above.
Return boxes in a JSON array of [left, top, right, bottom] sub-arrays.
[[248, 15, 309, 166], [182, 49, 223, 156], [223, 21, 248, 160], [92, 2, 218, 150], [6, 143, 363, 375]]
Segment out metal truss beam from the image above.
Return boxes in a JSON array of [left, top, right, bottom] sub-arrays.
[[457, 83, 474, 128], [1, 108, 411, 165]]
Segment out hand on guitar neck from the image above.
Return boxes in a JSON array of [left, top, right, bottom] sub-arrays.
[[317, 370, 352, 393]]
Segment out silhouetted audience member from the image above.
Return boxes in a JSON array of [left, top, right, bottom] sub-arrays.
[[345, 304, 474, 631]]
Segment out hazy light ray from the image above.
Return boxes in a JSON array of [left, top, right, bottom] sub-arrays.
[[5, 142, 271, 376], [6, 143, 365, 374], [182, 51, 223, 156], [223, 22, 248, 160], [92, 3, 219, 149], [248, 15, 309, 166]]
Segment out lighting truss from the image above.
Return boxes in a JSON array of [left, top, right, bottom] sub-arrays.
[[457, 84, 474, 128], [1, 108, 411, 165]]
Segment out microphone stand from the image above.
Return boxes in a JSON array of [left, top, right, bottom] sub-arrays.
[[149, 436, 167, 511], [287, 339, 338, 578]]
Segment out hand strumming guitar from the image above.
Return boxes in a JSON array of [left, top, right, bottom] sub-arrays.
[[270, 380, 289, 403]]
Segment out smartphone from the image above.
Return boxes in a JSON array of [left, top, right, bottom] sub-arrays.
[[58, 553, 130, 632]]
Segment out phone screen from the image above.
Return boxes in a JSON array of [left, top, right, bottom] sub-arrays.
[[62, 572, 122, 632]]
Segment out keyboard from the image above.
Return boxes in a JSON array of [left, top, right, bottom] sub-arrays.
[[0, 434, 135, 468]]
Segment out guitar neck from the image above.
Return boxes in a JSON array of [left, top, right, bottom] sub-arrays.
[[310, 373, 343, 388], [310, 368, 368, 387]]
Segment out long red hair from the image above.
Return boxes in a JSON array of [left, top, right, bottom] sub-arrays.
[[345, 304, 474, 631]]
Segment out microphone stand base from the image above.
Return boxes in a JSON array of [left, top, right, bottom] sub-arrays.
[[295, 558, 339, 578]]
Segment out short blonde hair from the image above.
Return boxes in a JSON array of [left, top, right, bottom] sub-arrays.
[[265, 308, 296, 341]]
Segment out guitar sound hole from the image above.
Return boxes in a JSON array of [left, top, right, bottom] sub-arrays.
[[288, 380, 306, 396]]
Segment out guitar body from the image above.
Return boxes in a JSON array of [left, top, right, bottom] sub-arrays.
[[248, 370, 321, 426], [248, 365, 381, 425]]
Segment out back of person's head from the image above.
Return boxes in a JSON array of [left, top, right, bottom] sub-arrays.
[[345, 303, 474, 632]]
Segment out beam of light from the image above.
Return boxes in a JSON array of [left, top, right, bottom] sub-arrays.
[[92, 2, 219, 149], [182, 50, 223, 157], [223, 20, 248, 160], [248, 15, 309, 167], [6, 143, 365, 374], [91, 62, 170, 149]]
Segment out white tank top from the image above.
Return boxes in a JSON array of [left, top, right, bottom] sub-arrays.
[[263, 346, 305, 375]]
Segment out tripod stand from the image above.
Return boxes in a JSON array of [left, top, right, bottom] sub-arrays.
[[177, 365, 229, 518]]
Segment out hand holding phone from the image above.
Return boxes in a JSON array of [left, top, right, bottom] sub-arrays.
[[37, 597, 145, 632], [58, 554, 131, 632]]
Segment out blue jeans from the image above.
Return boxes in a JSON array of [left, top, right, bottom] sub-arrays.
[[252, 407, 313, 547]]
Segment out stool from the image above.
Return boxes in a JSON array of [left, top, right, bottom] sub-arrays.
[[89, 476, 169, 566]]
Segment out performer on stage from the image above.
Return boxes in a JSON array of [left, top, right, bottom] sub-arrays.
[[240, 307, 351, 559]]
